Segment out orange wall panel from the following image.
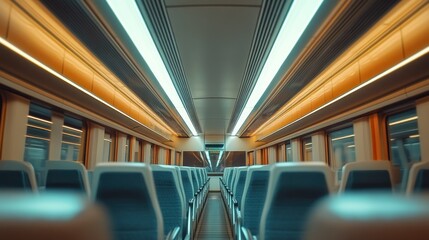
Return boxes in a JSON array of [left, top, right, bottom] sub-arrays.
[[7, 6, 64, 73], [311, 88, 326, 111], [92, 74, 115, 105], [359, 31, 404, 82], [332, 63, 360, 98], [62, 52, 93, 91], [113, 92, 131, 116], [129, 105, 140, 121], [0, 0, 11, 38], [401, 6, 429, 58]]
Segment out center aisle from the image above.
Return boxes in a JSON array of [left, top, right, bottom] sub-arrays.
[[194, 192, 233, 240]]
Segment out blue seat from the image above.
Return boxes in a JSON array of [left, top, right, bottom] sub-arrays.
[[406, 161, 429, 195], [240, 165, 270, 237], [179, 167, 197, 237], [233, 167, 248, 209], [151, 165, 187, 239], [339, 161, 393, 193], [45, 160, 90, 195], [92, 163, 164, 240], [258, 162, 334, 240], [305, 193, 429, 240], [0, 192, 111, 240], [0, 160, 37, 192]]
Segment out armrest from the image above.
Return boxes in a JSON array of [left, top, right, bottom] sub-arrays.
[[241, 226, 255, 240], [166, 226, 181, 240]]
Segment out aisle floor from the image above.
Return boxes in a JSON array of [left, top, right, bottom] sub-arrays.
[[194, 192, 233, 240]]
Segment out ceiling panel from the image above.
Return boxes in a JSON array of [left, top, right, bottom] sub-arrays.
[[194, 98, 235, 133], [167, 4, 260, 99]]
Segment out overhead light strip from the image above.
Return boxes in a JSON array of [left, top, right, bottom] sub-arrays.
[[0, 37, 171, 140], [106, 0, 197, 136], [232, 0, 324, 135], [264, 46, 429, 139]]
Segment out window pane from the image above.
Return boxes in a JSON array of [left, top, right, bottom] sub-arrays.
[[387, 109, 420, 183], [285, 141, 292, 162], [125, 136, 130, 162], [24, 103, 52, 186], [328, 127, 355, 181], [303, 137, 312, 161], [103, 132, 112, 162], [61, 115, 83, 162]]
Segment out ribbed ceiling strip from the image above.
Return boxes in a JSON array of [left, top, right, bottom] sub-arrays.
[[226, 0, 292, 133], [241, 0, 400, 137], [40, 0, 188, 136], [136, 0, 202, 133]]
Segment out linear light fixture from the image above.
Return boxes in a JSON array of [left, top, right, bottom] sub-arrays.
[[231, 0, 324, 135], [0, 37, 173, 140], [262, 46, 429, 139], [106, 0, 197, 136]]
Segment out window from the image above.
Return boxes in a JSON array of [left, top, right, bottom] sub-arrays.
[[61, 115, 84, 162], [285, 141, 292, 162], [302, 137, 312, 161], [328, 127, 355, 180], [103, 129, 115, 162], [125, 136, 130, 162], [387, 108, 420, 183], [24, 103, 52, 186]]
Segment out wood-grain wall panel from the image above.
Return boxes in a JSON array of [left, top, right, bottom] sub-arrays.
[[401, 6, 429, 58], [62, 51, 93, 91], [7, 6, 64, 73], [92, 74, 115, 105], [0, 0, 11, 38], [359, 31, 404, 82]]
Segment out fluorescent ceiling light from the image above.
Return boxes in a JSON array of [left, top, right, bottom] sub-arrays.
[[106, 0, 197, 136], [0, 37, 171, 140], [231, 0, 323, 135], [260, 46, 429, 139]]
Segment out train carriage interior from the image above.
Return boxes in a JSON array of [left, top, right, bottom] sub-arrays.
[[0, 0, 429, 239]]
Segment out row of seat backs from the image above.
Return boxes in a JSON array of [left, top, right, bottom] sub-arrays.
[[0, 160, 207, 240], [238, 161, 429, 239], [0, 160, 90, 194], [92, 163, 164, 240], [92, 163, 206, 240]]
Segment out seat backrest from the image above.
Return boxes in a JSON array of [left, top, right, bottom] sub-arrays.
[[259, 162, 334, 240], [305, 193, 429, 240], [92, 163, 164, 240], [241, 165, 269, 236], [151, 165, 186, 237], [0, 192, 111, 240], [45, 160, 90, 195], [406, 161, 429, 195], [227, 167, 238, 190], [180, 167, 195, 202], [339, 161, 393, 193], [232, 167, 248, 207], [0, 160, 38, 192], [190, 168, 200, 191]]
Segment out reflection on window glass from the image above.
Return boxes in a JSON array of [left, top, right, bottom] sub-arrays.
[[61, 115, 83, 162], [387, 108, 420, 184], [24, 103, 52, 186], [183, 151, 245, 172], [328, 127, 355, 180], [125, 136, 130, 162], [303, 137, 312, 161], [103, 132, 113, 162], [286, 141, 292, 162]]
